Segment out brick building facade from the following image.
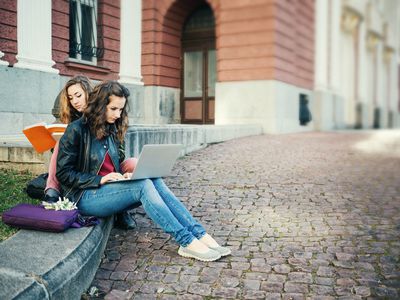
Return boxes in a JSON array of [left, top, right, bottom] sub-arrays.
[[0, 0, 399, 134]]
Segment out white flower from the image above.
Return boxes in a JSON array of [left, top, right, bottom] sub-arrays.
[[42, 197, 77, 211]]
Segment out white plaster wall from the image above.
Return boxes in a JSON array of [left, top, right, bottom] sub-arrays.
[[215, 80, 314, 134], [313, 90, 347, 131]]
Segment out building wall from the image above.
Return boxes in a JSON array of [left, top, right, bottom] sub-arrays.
[[0, 0, 398, 134], [141, 0, 315, 131], [215, 0, 315, 132]]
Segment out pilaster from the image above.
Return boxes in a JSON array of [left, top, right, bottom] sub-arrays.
[[13, 0, 58, 73], [119, 0, 143, 85], [341, 7, 362, 127], [329, 0, 341, 94], [314, 0, 329, 91]]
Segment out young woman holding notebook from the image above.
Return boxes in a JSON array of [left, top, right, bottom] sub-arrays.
[[44, 75, 93, 202], [56, 81, 231, 262], [45, 76, 137, 229]]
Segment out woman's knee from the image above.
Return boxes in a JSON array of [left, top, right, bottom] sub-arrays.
[[138, 178, 156, 192], [139, 179, 165, 205]]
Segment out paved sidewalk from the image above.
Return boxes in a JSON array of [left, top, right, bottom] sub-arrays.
[[89, 131, 400, 299]]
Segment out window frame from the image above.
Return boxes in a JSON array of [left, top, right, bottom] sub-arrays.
[[69, 0, 98, 64]]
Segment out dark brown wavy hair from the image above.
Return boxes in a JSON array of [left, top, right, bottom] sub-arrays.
[[59, 75, 93, 123], [84, 81, 130, 142]]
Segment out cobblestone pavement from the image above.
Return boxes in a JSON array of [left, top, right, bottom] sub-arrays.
[[88, 132, 400, 300]]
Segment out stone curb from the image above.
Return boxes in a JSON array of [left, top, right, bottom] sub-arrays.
[[0, 217, 113, 300], [0, 124, 263, 299]]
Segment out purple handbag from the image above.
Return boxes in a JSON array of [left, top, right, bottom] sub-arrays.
[[2, 203, 85, 232]]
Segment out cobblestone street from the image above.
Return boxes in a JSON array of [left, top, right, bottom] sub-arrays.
[[89, 131, 400, 299]]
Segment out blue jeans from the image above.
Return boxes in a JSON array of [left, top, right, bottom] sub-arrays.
[[78, 178, 206, 247]]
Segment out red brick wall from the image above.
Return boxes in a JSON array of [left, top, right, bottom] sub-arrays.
[[142, 0, 218, 88], [52, 0, 69, 71], [218, 0, 314, 89], [276, 0, 314, 89], [218, 0, 275, 82], [143, 0, 314, 90], [0, 0, 17, 65], [52, 0, 120, 81]]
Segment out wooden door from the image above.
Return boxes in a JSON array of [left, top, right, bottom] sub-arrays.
[[181, 4, 216, 124], [181, 48, 216, 124]]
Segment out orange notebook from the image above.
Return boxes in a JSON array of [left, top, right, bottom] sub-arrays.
[[23, 123, 67, 153]]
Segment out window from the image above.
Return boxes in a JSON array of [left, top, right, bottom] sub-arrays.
[[69, 0, 103, 63]]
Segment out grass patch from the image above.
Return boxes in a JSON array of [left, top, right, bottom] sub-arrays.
[[0, 168, 40, 242]]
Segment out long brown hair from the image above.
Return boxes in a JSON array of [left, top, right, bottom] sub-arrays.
[[59, 75, 93, 124], [84, 81, 130, 142]]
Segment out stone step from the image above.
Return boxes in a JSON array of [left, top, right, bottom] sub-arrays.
[[0, 135, 47, 174], [0, 124, 263, 174], [125, 124, 263, 156]]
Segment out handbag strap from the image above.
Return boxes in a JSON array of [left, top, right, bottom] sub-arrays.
[[70, 214, 99, 228]]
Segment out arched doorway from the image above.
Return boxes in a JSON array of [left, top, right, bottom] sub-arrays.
[[181, 4, 216, 124]]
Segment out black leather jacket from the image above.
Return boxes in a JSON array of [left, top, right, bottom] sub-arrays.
[[56, 117, 125, 204]]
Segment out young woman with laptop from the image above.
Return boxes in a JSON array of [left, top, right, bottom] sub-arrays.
[[44, 76, 137, 230], [56, 81, 231, 261]]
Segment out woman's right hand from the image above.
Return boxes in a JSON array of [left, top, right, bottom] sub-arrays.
[[100, 172, 125, 185]]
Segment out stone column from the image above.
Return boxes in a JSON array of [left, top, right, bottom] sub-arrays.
[[13, 0, 58, 73], [376, 41, 385, 126], [314, 0, 329, 90], [329, 0, 341, 94], [357, 21, 369, 127], [119, 0, 143, 85], [14, 0, 59, 73], [357, 22, 367, 103], [341, 9, 361, 127]]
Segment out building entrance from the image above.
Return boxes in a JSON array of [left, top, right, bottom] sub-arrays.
[[181, 5, 216, 124]]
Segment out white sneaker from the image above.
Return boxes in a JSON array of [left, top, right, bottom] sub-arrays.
[[178, 246, 221, 262]]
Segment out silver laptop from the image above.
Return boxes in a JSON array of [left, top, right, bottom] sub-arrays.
[[109, 144, 183, 183]]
